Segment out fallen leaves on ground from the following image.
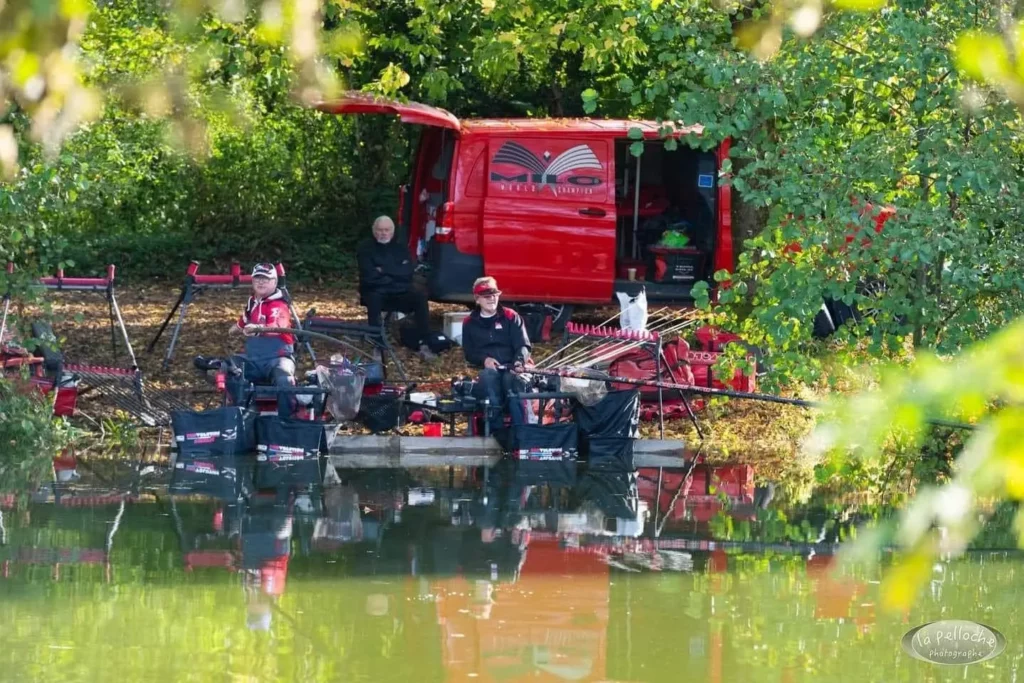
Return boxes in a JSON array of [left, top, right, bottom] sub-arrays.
[[29, 283, 818, 477]]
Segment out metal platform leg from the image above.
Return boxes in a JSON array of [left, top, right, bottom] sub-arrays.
[[108, 295, 119, 361], [110, 291, 139, 369], [162, 294, 194, 370], [656, 339, 665, 439], [146, 286, 187, 354]]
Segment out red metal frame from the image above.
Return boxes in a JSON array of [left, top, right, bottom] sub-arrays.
[[148, 261, 309, 369]]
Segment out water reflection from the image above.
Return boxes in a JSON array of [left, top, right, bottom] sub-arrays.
[[0, 462, 1022, 682]]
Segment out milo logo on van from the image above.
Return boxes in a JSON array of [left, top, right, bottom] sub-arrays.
[[490, 142, 603, 195]]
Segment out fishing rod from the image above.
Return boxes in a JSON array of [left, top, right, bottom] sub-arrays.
[[536, 308, 627, 368], [542, 309, 695, 369], [0, 262, 13, 348], [549, 313, 688, 369], [259, 326, 377, 361], [538, 306, 678, 368], [518, 366, 977, 431], [571, 318, 698, 370]]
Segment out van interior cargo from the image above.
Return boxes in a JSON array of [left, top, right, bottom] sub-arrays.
[[613, 140, 718, 298]]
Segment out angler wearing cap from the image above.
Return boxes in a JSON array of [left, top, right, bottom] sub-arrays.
[[227, 263, 296, 416], [357, 215, 436, 360], [462, 276, 533, 433]]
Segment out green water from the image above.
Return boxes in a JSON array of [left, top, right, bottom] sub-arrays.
[[0, 468, 1021, 682]]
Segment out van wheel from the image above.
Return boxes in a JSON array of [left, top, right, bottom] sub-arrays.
[[545, 304, 574, 333], [515, 303, 574, 334]]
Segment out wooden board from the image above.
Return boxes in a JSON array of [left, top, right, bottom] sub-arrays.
[[327, 433, 688, 468]]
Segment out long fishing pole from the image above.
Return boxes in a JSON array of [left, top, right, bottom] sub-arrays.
[[538, 306, 676, 368], [543, 310, 693, 369], [518, 366, 977, 431], [573, 318, 698, 370], [0, 262, 13, 347], [545, 308, 680, 366], [537, 308, 627, 368], [259, 326, 374, 360], [540, 309, 634, 370]]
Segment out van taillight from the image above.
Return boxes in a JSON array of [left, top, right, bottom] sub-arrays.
[[434, 201, 455, 242]]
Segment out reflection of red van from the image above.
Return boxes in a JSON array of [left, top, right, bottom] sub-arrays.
[[319, 94, 733, 316]]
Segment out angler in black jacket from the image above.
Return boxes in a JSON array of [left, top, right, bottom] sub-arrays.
[[357, 216, 434, 359], [462, 276, 533, 433]]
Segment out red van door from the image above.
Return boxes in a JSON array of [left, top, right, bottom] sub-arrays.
[[316, 94, 460, 130], [482, 138, 615, 304]]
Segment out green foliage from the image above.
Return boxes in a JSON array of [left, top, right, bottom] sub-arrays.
[[812, 318, 1024, 610], [618, 0, 1024, 382], [0, 377, 74, 493], [1, 0, 402, 280]]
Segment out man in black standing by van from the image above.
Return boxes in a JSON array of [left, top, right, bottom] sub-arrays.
[[357, 215, 435, 360], [461, 276, 533, 433]]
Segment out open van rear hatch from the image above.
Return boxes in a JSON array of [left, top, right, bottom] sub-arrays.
[[315, 93, 460, 131]]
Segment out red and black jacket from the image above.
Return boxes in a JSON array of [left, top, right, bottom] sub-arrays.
[[462, 306, 532, 368], [236, 290, 295, 358]]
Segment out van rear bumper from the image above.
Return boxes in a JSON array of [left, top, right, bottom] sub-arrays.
[[426, 243, 484, 304]]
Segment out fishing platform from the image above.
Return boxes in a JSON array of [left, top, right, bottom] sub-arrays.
[[325, 432, 689, 468]]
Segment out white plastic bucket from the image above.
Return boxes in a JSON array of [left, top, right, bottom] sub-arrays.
[[444, 311, 471, 345]]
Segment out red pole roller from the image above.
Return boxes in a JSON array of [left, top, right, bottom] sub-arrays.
[[186, 261, 200, 277], [275, 263, 286, 277], [5, 262, 12, 275], [106, 264, 116, 282]]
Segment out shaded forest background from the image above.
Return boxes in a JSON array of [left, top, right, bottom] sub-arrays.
[[1, 0, 1022, 367]]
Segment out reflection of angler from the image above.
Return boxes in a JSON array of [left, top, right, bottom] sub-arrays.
[[239, 503, 294, 632], [241, 505, 293, 595]]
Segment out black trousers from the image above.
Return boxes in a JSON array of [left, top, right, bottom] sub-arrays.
[[225, 355, 296, 417], [472, 368, 528, 433], [363, 289, 430, 340]]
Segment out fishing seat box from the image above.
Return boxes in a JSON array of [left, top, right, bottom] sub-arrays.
[[495, 423, 579, 486], [254, 416, 326, 489], [171, 407, 258, 461], [574, 471, 641, 520], [573, 389, 640, 472], [170, 454, 255, 500], [646, 246, 702, 284]]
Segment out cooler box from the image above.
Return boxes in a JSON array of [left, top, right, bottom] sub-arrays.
[[647, 246, 702, 284], [444, 311, 471, 345]]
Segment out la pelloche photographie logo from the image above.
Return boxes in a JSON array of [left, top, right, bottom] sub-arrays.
[[902, 620, 1006, 665]]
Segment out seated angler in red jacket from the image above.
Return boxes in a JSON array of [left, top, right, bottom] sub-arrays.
[[461, 276, 533, 434], [227, 263, 296, 417]]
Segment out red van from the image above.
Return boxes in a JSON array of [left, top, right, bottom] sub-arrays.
[[319, 94, 733, 322]]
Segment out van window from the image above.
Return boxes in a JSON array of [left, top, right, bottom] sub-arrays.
[[487, 138, 610, 202]]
